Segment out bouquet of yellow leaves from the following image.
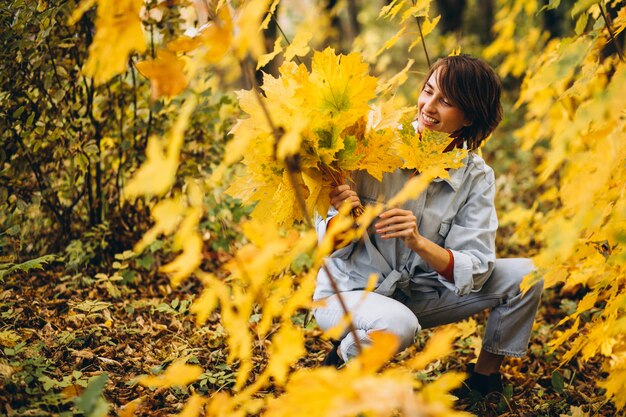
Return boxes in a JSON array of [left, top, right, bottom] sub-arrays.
[[227, 48, 468, 226], [226, 48, 406, 225]]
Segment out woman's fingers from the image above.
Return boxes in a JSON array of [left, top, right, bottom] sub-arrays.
[[329, 184, 351, 199], [330, 186, 361, 210], [379, 208, 410, 218], [374, 210, 416, 230], [377, 221, 415, 233]]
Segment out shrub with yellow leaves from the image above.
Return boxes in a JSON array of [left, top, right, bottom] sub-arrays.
[[489, 0, 626, 410], [72, 0, 502, 416]]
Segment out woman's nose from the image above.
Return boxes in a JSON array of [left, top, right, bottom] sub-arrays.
[[421, 97, 435, 113]]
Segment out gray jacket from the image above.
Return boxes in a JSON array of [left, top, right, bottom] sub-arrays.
[[314, 152, 497, 300]]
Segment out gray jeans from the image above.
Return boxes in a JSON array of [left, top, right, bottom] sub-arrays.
[[313, 258, 543, 361]]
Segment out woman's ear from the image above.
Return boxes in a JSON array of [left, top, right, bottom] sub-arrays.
[[463, 119, 472, 127]]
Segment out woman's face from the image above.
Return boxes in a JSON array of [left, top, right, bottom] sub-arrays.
[[417, 68, 471, 135]]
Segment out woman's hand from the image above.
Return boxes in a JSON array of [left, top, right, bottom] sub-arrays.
[[374, 208, 423, 252], [329, 185, 361, 211]]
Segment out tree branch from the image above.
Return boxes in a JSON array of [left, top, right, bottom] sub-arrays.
[[241, 58, 363, 354], [599, 2, 625, 62], [413, 0, 432, 67]]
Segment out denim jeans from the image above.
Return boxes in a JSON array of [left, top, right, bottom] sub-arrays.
[[313, 258, 543, 362]]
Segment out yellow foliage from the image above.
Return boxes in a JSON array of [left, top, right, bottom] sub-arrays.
[[232, 0, 273, 59], [386, 167, 439, 208], [492, 4, 626, 408], [126, 97, 197, 199], [264, 330, 468, 417], [74, 0, 146, 84], [265, 325, 305, 386], [408, 16, 441, 51], [301, 48, 378, 131], [283, 30, 312, 62], [376, 59, 414, 95], [256, 38, 283, 70], [136, 50, 188, 99], [173, 394, 206, 417], [409, 322, 476, 370], [139, 359, 203, 388], [395, 121, 468, 175], [226, 49, 421, 226], [133, 196, 184, 253], [197, 5, 233, 64]]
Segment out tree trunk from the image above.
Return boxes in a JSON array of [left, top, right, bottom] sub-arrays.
[[435, 0, 466, 34]]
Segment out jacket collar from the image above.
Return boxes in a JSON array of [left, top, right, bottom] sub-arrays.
[[431, 154, 470, 192]]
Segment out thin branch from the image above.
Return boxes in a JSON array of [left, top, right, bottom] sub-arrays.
[[599, 2, 625, 62], [412, 0, 431, 67], [12, 129, 65, 225], [240, 58, 363, 354], [271, 14, 304, 66]]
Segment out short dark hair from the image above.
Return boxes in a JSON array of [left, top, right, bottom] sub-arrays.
[[422, 54, 503, 150]]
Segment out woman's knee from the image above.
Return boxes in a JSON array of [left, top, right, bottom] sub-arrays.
[[371, 310, 420, 350], [492, 258, 536, 291]]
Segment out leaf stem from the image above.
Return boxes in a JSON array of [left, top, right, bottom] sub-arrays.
[[413, 0, 431, 67], [271, 14, 304, 66], [599, 2, 625, 62], [241, 57, 362, 355]]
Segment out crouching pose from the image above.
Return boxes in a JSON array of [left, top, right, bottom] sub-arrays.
[[313, 54, 543, 398]]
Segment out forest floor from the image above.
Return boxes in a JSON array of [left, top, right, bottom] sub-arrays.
[[0, 265, 616, 417]]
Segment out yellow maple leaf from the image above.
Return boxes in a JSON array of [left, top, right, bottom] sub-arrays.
[[117, 398, 141, 417], [260, 0, 280, 30], [133, 196, 184, 253], [136, 50, 188, 99], [300, 48, 378, 131], [376, 59, 415, 95], [386, 167, 439, 208], [283, 30, 312, 61], [160, 213, 202, 287], [125, 97, 197, 198], [375, 25, 406, 57], [409, 326, 458, 370], [256, 37, 283, 70], [344, 128, 403, 182], [139, 359, 203, 388], [379, 0, 409, 19], [400, 0, 431, 23], [233, 0, 272, 59], [191, 271, 230, 325], [77, 0, 147, 84], [302, 168, 333, 223], [166, 35, 201, 53], [395, 121, 468, 174], [355, 331, 400, 373], [408, 15, 441, 50], [173, 394, 206, 417], [125, 135, 178, 198], [197, 5, 233, 63], [420, 371, 465, 406], [265, 325, 305, 386]]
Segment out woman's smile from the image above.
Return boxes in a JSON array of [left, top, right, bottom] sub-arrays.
[[417, 68, 471, 135]]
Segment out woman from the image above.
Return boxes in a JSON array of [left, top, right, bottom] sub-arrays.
[[313, 55, 543, 397]]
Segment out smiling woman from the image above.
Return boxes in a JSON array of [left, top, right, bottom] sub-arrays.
[[417, 72, 471, 136], [314, 54, 543, 400], [417, 57, 503, 151]]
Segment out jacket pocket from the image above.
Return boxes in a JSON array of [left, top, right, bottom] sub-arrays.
[[438, 221, 452, 239]]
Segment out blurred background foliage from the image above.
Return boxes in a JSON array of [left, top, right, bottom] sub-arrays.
[[1, 0, 625, 416], [0, 0, 592, 268]]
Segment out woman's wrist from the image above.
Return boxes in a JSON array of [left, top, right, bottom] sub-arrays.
[[410, 234, 427, 253]]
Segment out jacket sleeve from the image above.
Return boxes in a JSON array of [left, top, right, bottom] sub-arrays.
[[439, 172, 497, 296], [315, 207, 358, 260]]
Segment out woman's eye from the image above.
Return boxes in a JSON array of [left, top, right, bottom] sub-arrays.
[[441, 99, 451, 106]]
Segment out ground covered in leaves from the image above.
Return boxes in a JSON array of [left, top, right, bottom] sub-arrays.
[[0, 265, 616, 417]]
